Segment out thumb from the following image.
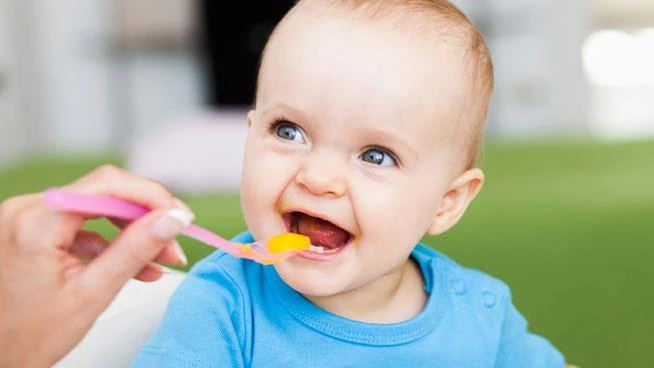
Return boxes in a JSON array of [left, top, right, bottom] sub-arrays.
[[77, 208, 194, 299]]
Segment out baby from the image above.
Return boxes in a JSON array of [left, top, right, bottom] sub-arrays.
[[133, 0, 568, 366]]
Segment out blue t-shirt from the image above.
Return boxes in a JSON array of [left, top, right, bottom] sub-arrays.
[[132, 231, 564, 367]]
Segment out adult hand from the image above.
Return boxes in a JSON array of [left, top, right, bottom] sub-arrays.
[[0, 164, 193, 368]]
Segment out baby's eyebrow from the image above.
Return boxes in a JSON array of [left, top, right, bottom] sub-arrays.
[[260, 102, 307, 122]]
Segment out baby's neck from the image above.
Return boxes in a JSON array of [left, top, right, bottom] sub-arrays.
[[305, 259, 428, 323]]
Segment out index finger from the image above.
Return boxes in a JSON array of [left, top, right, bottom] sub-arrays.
[[65, 164, 176, 210]]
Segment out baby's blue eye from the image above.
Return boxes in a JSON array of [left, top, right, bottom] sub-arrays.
[[274, 123, 306, 144], [360, 148, 396, 167]]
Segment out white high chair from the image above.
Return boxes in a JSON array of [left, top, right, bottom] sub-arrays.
[[54, 270, 186, 368]]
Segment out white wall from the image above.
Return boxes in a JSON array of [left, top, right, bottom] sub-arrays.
[[590, 85, 654, 139], [31, 0, 115, 154], [0, 0, 32, 167], [21, 0, 203, 153], [116, 51, 205, 148], [583, 28, 654, 140], [455, 0, 590, 139]]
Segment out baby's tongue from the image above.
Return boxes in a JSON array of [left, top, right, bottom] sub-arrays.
[[295, 213, 349, 249]]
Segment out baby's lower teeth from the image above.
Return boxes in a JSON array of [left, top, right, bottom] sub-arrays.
[[309, 245, 326, 253]]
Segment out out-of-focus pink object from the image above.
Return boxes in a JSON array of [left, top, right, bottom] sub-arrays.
[[43, 188, 302, 264], [126, 110, 248, 194]]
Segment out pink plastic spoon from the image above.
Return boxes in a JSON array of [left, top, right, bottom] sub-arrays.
[[43, 188, 313, 264]]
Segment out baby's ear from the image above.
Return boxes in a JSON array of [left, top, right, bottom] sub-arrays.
[[427, 168, 484, 236], [247, 110, 256, 127]]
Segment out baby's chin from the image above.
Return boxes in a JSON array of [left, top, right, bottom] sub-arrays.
[[274, 262, 350, 298]]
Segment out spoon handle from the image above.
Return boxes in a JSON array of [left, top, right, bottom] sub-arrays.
[[42, 188, 292, 263]]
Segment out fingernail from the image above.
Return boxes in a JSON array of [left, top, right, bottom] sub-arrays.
[[174, 198, 194, 218], [171, 241, 188, 265], [150, 262, 172, 274], [151, 208, 193, 241]]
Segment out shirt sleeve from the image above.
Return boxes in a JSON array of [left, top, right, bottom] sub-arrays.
[[131, 254, 249, 368], [493, 300, 566, 368]]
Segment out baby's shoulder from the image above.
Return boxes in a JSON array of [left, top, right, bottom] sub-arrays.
[[415, 244, 512, 313], [416, 245, 514, 345], [414, 246, 566, 366], [449, 262, 511, 306], [187, 249, 257, 288], [166, 249, 262, 311]]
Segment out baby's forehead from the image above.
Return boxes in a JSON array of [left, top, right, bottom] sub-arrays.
[[290, 0, 473, 43], [271, 2, 483, 94], [263, 24, 468, 115], [264, 0, 492, 167]]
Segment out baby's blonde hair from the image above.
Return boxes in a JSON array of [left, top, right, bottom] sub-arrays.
[[264, 0, 494, 168]]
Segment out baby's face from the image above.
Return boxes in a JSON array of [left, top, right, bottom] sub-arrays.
[[241, 15, 471, 297]]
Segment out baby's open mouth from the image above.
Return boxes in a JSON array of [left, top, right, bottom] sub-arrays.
[[283, 211, 352, 253]]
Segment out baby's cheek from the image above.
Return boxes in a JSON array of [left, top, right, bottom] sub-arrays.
[[364, 190, 428, 246]]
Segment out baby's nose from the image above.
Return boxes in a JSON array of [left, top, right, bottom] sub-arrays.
[[295, 151, 346, 197]]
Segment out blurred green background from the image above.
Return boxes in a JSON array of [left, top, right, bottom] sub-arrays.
[[1, 138, 653, 367]]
